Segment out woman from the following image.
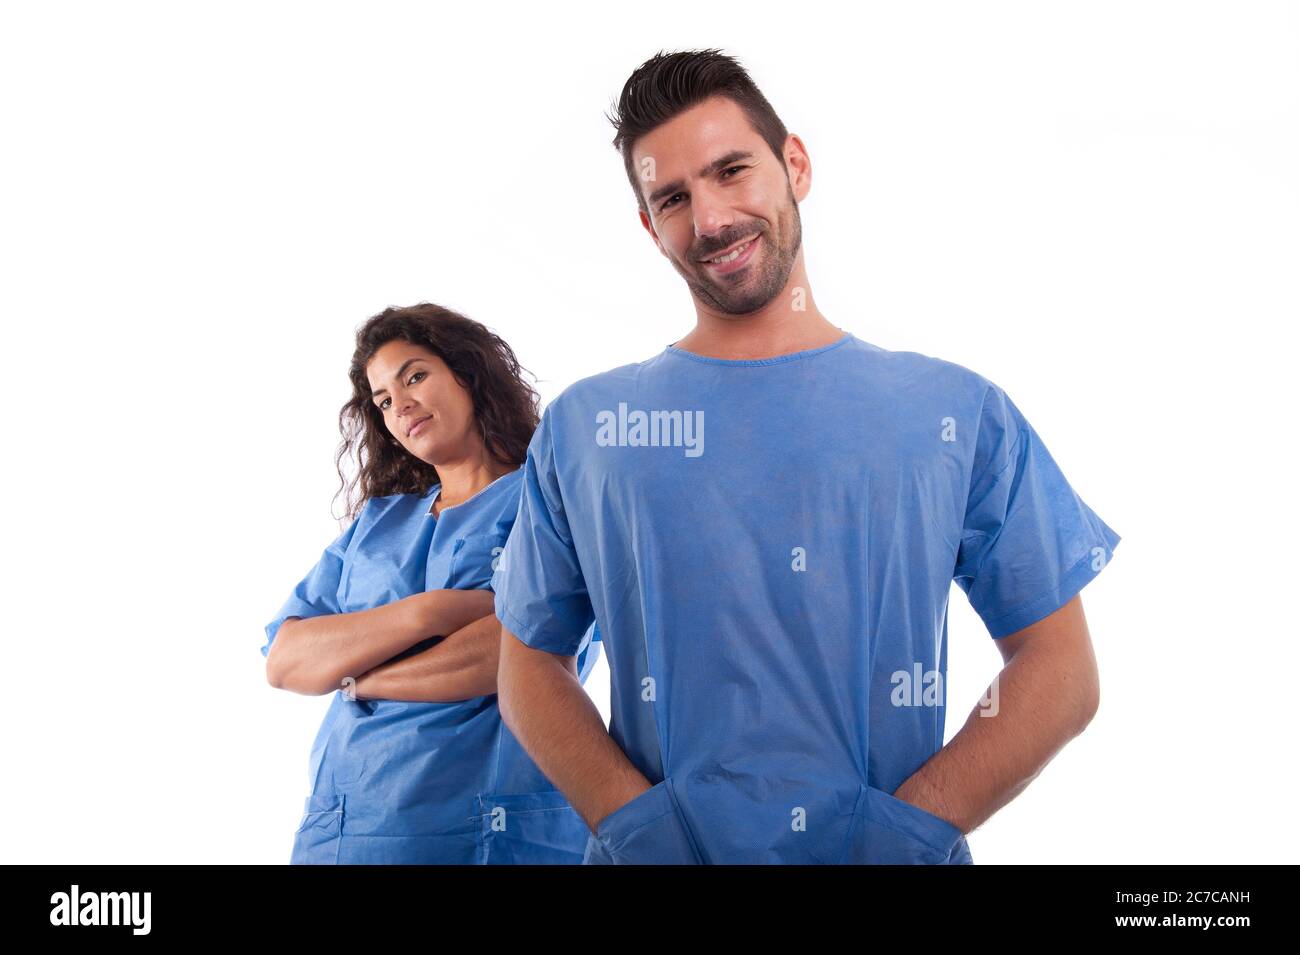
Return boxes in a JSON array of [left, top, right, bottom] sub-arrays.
[[262, 303, 599, 864]]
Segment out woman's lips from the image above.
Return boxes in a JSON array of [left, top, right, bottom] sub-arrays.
[[408, 415, 432, 437]]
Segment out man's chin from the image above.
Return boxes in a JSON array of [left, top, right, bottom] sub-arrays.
[[709, 289, 780, 317], [696, 264, 756, 296]]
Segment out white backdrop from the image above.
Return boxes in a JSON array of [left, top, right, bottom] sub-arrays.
[[1, 0, 1295, 864]]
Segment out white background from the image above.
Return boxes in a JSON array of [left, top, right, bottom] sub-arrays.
[[2, 0, 1295, 864]]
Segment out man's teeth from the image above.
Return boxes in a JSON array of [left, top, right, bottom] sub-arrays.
[[708, 238, 754, 264]]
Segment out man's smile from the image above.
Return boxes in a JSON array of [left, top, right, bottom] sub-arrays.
[[699, 233, 761, 274]]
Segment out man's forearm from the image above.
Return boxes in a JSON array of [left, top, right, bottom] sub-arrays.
[[266, 589, 495, 696], [893, 623, 1099, 835], [497, 625, 650, 832], [351, 612, 501, 703]]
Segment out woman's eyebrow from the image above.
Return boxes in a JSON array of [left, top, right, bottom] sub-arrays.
[[370, 358, 427, 398]]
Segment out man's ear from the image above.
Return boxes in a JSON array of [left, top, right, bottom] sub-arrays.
[[638, 208, 668, 259], [784, 132, 813, 202]]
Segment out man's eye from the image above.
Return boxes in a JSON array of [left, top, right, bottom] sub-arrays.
[[661, 167, 746, 211]]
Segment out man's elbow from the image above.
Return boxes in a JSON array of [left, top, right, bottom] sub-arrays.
[[1072, 666, 1101, 736]]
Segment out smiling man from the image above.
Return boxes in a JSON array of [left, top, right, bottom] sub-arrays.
[[492, 49, 1122, 864]]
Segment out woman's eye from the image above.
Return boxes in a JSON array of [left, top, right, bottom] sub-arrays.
[[378, 398, 390, 410], [408, 371, 425, 385]]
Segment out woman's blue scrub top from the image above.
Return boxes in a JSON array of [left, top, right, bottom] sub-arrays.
[[493, 332, 1121, 864], [263, 468, 600, 864]]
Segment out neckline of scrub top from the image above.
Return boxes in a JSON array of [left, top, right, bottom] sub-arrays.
[[426, 465, 523, 517], [662, 330, 853, 366]]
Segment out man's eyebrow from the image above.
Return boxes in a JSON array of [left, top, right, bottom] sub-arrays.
[[370, 357, 427, 398], [646, 150, 757, 207]]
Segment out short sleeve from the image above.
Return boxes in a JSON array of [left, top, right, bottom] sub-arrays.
[[575, 623, 602, 684], [492, 405, 595, 656], [261, 515, 362, 658], [953, 383, 1121, 639]]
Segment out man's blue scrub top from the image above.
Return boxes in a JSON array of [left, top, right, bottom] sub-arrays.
[[263, 467, 600, 864], [492, 332, 1121, 864]]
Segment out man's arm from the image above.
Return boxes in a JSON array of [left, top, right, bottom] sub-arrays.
[[497, 624, 650, 832], [892, 594, 1100, 834], [265, 589, 496, 697], [350, 611, 502, 703]]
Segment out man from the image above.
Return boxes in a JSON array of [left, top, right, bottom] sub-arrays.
[[491, 49, 1121, 864]]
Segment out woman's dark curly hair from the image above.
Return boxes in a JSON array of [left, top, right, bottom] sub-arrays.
[[333, 303, 540, 521]]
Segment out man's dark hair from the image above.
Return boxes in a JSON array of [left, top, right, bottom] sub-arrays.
[[607, 49, 790, 215]]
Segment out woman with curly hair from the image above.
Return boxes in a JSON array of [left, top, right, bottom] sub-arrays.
[[262, 303, 599, 864]]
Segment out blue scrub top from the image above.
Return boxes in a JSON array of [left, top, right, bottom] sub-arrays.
[[263, 467, 600, 864], [493, 332, 1121, 864]]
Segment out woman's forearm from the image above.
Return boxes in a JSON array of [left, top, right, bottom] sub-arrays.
[[266, 589, 496, 696], [351, 612, 503, 703]]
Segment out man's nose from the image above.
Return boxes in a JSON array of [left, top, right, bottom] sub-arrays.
[[692, 183, 735, 243]]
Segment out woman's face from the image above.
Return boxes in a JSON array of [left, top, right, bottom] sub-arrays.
[[366, 339, 479, 466]]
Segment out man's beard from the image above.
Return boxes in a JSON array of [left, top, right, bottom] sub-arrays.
[[676, 181, 803, 316]]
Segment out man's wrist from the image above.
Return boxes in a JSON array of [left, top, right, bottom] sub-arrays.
[[893, 775, 966, 834], [588, 776, 654, 833]]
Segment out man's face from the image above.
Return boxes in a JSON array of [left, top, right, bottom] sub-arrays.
[[635, 95, 803, 315]]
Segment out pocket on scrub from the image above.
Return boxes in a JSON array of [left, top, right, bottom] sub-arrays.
[[846, 784, 965, 865], [448, 534, 508, 590], [475, 790, 590, 865], [290, 792, 345, 865], [589, 778, 702, 865]]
